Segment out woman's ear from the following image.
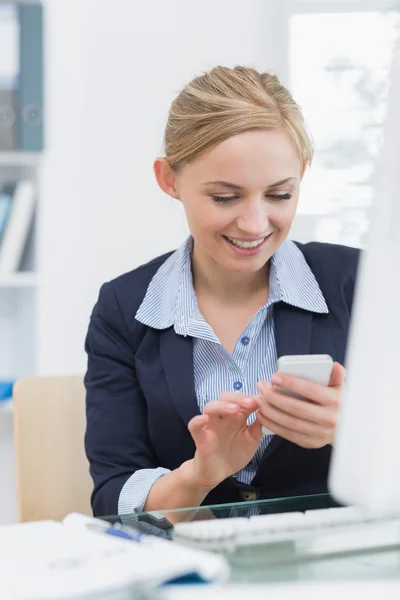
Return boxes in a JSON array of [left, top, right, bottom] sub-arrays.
[[153, 158, 180, 200], [300, 160, 308, 180]]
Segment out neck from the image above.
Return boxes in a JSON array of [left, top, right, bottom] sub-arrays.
[[191, 244, 270, 304]]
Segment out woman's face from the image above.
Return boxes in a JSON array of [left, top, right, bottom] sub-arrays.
[[157, 128, 303, 275]]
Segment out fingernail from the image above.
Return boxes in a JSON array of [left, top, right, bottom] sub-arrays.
[[242, 397, 253, 406], [271, 374, 283, 386], [257, 381, 269, 393], [228, 403, 238, 410]]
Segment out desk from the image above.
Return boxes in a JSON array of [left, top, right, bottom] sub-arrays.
[[103, 493, 400, 585]]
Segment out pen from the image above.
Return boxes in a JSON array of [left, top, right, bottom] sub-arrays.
[[85, 521, 143, 542]]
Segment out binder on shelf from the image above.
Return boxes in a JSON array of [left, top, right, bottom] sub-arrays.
[[0, 380, 14, 402], [0, 3, 44, 151], [0, 179, 36, 273]]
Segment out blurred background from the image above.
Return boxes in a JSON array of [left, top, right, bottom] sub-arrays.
[[0, 0, 398, 523]]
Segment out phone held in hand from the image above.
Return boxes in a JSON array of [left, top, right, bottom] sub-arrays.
[[261, 354, 334, 436]]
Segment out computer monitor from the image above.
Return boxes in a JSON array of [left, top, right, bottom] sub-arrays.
[[329, 39, 400, 513]]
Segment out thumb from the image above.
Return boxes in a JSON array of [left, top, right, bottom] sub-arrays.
[[329, 362, 346, 388], [237, 396, 260, 418], [248, 416, 263, 442], [188, 414, 209, 445]]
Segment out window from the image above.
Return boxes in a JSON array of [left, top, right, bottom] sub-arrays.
[[288, 3, 400, 247]]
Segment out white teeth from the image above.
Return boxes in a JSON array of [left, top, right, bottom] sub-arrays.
[[227, 237, 265, 249]]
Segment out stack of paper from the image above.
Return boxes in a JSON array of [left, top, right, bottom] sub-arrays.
[[0, 519, 229, 599]]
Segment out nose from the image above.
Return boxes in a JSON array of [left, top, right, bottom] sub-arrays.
[[236, 198, 269, 236]]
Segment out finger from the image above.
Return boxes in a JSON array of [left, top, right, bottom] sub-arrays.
[[218, 392, 259, 411], [248, 418, 263, 442], [204, 396, 258, 419], [203, 399, 241, 418], [256, 412, 325, 449], [188, 414, 210, 443], [329, 362, 346, 388], [256, 401, 329, 438], [236, 396, 259, 414], [188, 414, 209, 431], [218, 392, 257, 405], [257, 381, 273, 397], [266, 373, 337, 407], [257, 386, 335, 428]]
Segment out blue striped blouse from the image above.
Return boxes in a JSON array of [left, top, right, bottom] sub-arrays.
[[118, 237, 328, 515]]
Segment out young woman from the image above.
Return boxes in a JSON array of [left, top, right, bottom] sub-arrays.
[[84, 66, 359, 518]]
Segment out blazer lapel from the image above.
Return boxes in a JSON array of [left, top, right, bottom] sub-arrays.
[[274, 301, 314, 359], [260, 302, 314, 460], [159, 327, 200, 426]]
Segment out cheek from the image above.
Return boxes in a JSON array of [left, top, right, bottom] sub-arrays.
[[270, 201, 298, 230], [185, 202, 230, 232]]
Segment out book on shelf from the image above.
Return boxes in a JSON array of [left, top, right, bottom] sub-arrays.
[[0, 179, 36, 273], [0, 186, 13, 241]]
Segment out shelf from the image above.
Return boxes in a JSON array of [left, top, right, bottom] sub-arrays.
[[0, 273, 38, 288], [0, 152, 41, 167]]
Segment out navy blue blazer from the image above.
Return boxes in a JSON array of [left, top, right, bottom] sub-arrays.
[[84, 242, 360, 517]]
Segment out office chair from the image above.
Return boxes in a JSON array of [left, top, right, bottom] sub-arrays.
[[13, 375, 93, 522]]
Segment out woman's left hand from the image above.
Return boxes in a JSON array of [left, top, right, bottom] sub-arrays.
[[256, 362, 346, 449]]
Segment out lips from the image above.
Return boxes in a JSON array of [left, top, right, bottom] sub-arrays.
[[222, 233, 272, 257], [225, 236, 266, 249]]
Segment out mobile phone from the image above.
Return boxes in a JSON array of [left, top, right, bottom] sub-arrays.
[[261, 354, 334, 436]]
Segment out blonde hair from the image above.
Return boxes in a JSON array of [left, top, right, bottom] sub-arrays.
[[164, 66, 313, 172]]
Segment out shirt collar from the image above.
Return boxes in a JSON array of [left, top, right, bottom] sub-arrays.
[[135, 236, 328, 331], [268, 240, 329, 313]]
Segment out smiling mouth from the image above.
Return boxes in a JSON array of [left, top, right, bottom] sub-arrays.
[[225, 236, 265, 249], [223, 234, 272, 249], [221, 233, 273, 257]]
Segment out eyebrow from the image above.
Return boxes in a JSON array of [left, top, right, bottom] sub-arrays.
[[202, 177, 297, 190]]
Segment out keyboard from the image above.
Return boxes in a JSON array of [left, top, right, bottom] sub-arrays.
[[172, 507, 400, 553]]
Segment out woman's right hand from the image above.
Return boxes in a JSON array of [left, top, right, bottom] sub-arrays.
[[184, 393, 263, 489]]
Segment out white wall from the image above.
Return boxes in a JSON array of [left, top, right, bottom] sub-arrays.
[[38, 0, 288, 375], [1, 0, 289, 525]]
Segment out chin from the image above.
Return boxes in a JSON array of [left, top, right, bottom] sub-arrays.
[[222, 254, 270, 274]]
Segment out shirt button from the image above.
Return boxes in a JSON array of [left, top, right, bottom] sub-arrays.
[[239, 490, 258, 501], [233, 381, 243, 391], [241, 336, 250, 346]]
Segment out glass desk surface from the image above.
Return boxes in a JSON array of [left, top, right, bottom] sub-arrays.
[[103, 493, 400, 584]]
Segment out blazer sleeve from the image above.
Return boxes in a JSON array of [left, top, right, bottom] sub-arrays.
[[84, 281, 160, 516]]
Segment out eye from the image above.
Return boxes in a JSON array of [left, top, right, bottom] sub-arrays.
[[212, 195, 238, 204], [268, 193, 292, 201], [211, 192, 293, 204]]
